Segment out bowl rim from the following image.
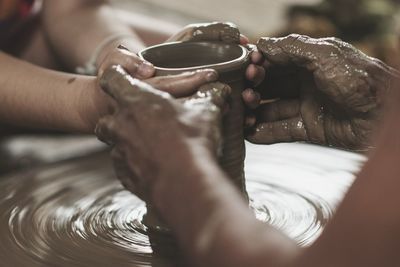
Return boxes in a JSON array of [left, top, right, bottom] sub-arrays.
[[138, 41, 249, 72]]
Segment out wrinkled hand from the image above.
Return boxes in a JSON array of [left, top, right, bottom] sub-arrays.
[[95, 65, 230, 201], [247, 34, 398, 151]]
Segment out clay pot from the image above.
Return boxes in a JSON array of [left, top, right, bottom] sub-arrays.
[[139, 41, 250, 230]]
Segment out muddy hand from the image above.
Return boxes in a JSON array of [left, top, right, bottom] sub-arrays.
[[168, 22, 265, 127], [167, 22, 246, 44], [247, 34, 398, 151], [95, 65, 230, 202]]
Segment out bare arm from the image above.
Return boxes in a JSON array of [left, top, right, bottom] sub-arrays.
[[294, 93, 400, 267], [42, 0, 146, 71], [0, 52, 103, 132]]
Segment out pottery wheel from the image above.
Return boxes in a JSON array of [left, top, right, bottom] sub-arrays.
[[0, 141, 364, 266]]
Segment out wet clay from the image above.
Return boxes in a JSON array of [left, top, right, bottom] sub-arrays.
[[166, 22, 241, 44], [0, 143, 344, 266], [139, 42, 249, 229], [249, 34, 399, 151]]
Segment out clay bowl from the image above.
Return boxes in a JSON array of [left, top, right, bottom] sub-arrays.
[[138, 41, 249, 83]]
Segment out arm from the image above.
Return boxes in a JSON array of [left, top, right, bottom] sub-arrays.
[[293, 92, 400, 267], [157, 88, 400, 267], [0, 52, 104, 133], [0, 53, 217, 133], [42, 0, 146, 71], [97, 66, 300, 267], [153, 145, 301, 267], [97, 66, 400, 266]]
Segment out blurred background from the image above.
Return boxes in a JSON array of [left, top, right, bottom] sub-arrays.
[[114, 0, 400, 66]]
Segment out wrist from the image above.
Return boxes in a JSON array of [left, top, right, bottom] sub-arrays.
[[151, 141, 221, 212], [75, 77, 112, 133]]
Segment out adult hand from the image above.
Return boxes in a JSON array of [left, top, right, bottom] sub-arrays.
[[247, 34, 398, 151], [168, 22, 265, 128], [82, 44, 218, 130], [95, 66, 230, 202], [167, 22, 246, 44]]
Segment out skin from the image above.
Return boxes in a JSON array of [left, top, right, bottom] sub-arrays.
[[0, 51, 218, 132], [167, 22, 265, 116], [96, 66, 228, 202], [0, 0, 263, 133], [97, 57, 400, 267], [247, 34, 399, 151]]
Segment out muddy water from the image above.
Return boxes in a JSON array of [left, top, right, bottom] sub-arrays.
[[0, 142, 365, 266]]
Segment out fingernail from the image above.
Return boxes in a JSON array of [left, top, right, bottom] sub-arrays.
[[138, 61, 154, 76], [206, 71, 218, 82]]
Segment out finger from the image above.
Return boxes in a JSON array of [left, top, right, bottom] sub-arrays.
[[100, 65, 156, 105], [240, 34, 249, 45], [250, 49, 264, 65], [246, 64, 266, 86], [246, 116, 307, 144], [257, 34, 338, 70], [216, 22, 240, 44], [183, 22, 240, 44], [146, 69, 218, 98], [98, 47, 155, 79], [256, 99, 300, 122], [95, 115, 118, 145], [245, 115, 257, 129], [191, 82, 232, 110], [242, 88, 261, 109]]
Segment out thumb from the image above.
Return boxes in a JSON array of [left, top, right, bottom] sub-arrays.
[[246, 117, 307, 144], [257, 34, 339, 71]]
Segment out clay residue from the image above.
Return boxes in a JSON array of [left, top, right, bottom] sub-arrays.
[[0, 148, 336, 266], [249, 34, 398, 151]]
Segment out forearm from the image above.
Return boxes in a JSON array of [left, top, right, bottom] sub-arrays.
[[0, 52, 102, 133], [293, 91, 400, 267], [152, 145, 300, 267], [42, 0, 146, 71]]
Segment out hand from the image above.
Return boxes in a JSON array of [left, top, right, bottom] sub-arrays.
[[96, 45, 155, 79], [168, 22, 265, 128], [95, 66, 230, 202], [247, 34, 398, 151], [167, 22, 246, 44]]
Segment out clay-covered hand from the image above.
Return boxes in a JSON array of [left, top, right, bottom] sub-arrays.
[[95, 65, 230, 201], [96, 45, 155, 79], [167, 22, 245, 44], [247, 34, 399, 151], [167, 22, 265, 127], [84, 55, 217, 131]]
